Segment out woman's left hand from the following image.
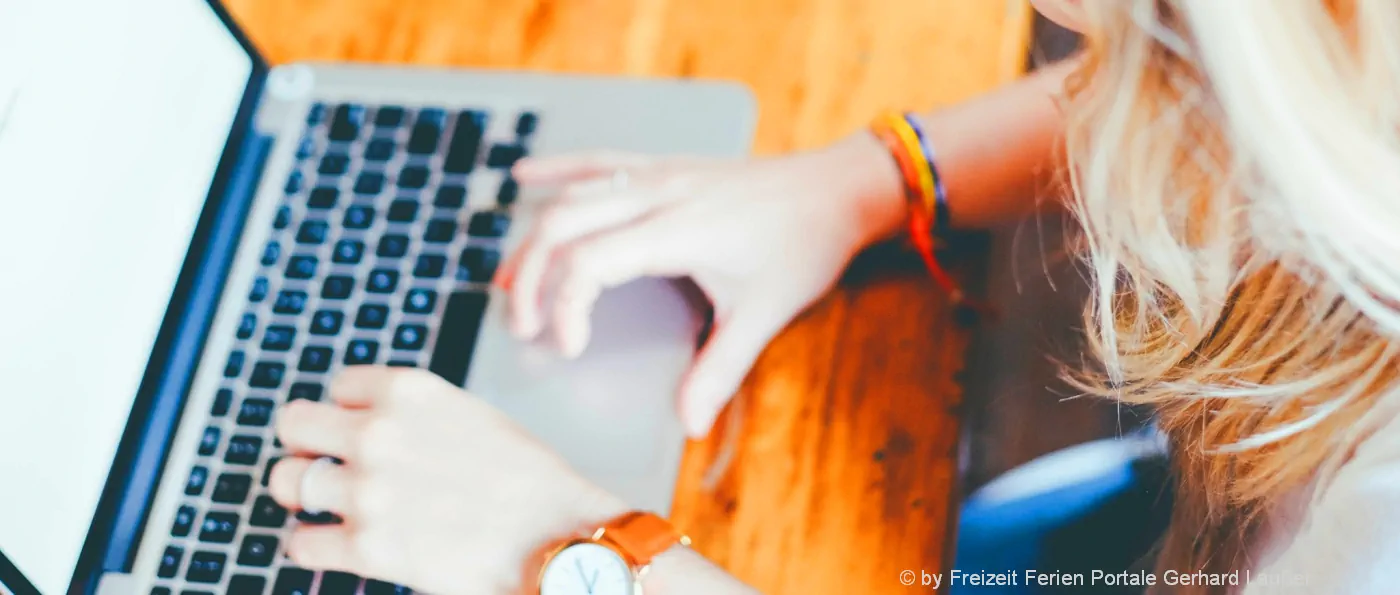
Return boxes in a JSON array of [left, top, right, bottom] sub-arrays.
[[267, 366, 629, 594]]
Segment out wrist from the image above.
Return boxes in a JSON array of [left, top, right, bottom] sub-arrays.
[[806, 131, 909, 246]]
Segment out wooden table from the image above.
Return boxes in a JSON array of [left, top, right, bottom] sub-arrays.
[[224, 1, 1032, 592]]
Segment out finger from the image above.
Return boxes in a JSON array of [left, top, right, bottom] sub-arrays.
[[268, 456, 355, 515], [285, 524, 359, 572], [550, 219, 690, 358], [276, 399, 369, 461], [496, 177, 635, 290], [512, 151, 654, 185], [678, 307, 789, 438], [328, 366, 451, 410], [503, 190, 656, 339]]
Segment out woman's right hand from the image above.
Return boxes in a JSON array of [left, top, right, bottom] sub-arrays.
[[497, 134, 904, 438]]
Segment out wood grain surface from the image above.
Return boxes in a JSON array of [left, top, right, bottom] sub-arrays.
[[222, 1, 1031, 593]]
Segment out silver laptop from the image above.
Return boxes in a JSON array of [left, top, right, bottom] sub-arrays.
[[0, 1, 754, 594]]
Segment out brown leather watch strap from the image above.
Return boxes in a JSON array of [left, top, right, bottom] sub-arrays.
[[599, 511, 688, 567]]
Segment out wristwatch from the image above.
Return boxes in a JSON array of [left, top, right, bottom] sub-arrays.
[[536, 511, 691, 595]]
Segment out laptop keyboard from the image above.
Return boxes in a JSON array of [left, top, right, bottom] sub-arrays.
[[148, 101, 536, 595]]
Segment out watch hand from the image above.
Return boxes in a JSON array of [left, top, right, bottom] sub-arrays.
[[575, 557, 595, 594], [0, 88, 17, 140]]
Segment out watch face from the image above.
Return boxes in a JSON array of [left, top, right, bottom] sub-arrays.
[[539, 542, 635, 595]]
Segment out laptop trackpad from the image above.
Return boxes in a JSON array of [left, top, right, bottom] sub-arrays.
[[463, 278, 701, 510]]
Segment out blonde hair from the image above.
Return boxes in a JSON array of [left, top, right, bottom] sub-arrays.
[[1062, 0, 1400, 587]]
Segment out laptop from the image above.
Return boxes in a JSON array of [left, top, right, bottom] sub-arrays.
[[0, 1, 755, 594]]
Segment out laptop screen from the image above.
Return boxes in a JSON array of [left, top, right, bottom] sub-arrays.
[[0, 1, 253, 593]]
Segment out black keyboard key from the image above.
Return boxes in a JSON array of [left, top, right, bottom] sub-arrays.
[[171, 506, 196, 538], [497, 176, 519, 206], [295, 510, 341, 525], [310, 310, 344, 336], [328, 104, 365, 142], [261, 241, 281, 266], [211, 389, 233, 417], [486, 143, 527, 169], [345, 340, 379, 365], [198, 512, 239, 544], [273, 205, 292, 230], [343, 205, 375, 229], [186, 551, 227, 583], [224, 351, 246, 378], [273, 290, 309, 315], [516, 112, 539, 136], [229, 575, 268, 594], [307, 103, 327, 126], [250, 495, 287, 528], [443, 111, 486, 174], [419, 108, 446, 124], [249, 362, 286, 389], [393, 324, 428, 351], [157, 546, 183, 579], [364, 138, 395, 162], [424, 219, 456, 243], [397, 166, 429, 190], [286, 255, 318, 280], [319, 572, 360, 595], [261, 325, 296, 351], [237, 398, 275, 427], [289, 382, 323, 402], [406, 119, 442, 155], [366, 269, 399, 293], [296, 135, 316, 161], [321, 275, 355, 300], [404, 289, 437, 314], [332, 239, 364, 264], [249, 277, 270, 302], [458, 246, 501, 283], [237, 312, 257, 340], [237, 534, 279, 567], [197, 426, 220, 456], [296, 220, 329, 245], [428, 291, 489, 386], [467, 211, 510, 238], [307, 186, 339, 209], [183, 589, 216, 594], [273, 567, 314, 595], [375, 106, 405, 128], [355, 304, 389, 329], [318, 153, 350, 176], [355, 171, 385, 195], [225, 436, 263, 465], [364, 581, 412, 595], [387, 360, 418, 368], [299, 347, 334, 373], [434, 185, 466, 208], [284, 171, 304, 195], [260, 457, 280, 488], [212, 473, 253, 504], [185, 465, 210, 495], [376, 234, 410, 258], [386, 199, 419, 223], [413, 254, 447, 279]]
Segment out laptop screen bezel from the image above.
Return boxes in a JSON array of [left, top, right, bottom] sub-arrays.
[[0, 2, 269, 594]]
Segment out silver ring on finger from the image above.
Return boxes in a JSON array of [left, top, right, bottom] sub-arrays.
[[610, 168, 630, 193], [300, 456, 340, 517]]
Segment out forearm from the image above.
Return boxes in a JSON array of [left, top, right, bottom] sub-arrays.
[[829, 58, 1078, 243], [643, 547, 760, 594]]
